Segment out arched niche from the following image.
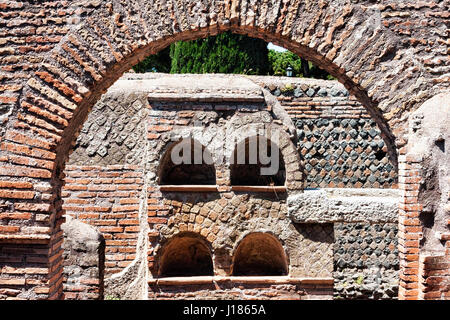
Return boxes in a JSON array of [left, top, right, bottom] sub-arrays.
[[158, 138, 216, 185], [158, 233, 214, 277], [232, 232, 288, 276], [230, 136, 286, 186]]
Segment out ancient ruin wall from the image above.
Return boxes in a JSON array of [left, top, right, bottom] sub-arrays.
[[61, 216, 105, 300], [0, 1, 448, 300], [59, 75, 401, 299]]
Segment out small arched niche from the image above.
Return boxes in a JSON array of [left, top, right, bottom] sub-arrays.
[[230, 136, 286, 186], [159, 233, 214, 277], [159, 138, 216, 185], [232, 233, 288, 276]]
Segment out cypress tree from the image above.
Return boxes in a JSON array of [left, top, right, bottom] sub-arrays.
[[169, 32, 269, 75], [132, 32, 332, 79]]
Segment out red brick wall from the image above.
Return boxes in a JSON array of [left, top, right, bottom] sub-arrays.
[[62, 165, 143, 275], [0, 0, 449, 300], [397, 154, 423, 300], [419, 254, 450, 300], [148, 279, 333, 300]]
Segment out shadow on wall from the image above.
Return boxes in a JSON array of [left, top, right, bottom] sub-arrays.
[[158, 232, 214, 277], [62, 216, 105, 300], [158, 139, 216, 185], [232, 233, 288, 276]]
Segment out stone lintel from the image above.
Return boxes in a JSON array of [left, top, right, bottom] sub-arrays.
[[110, 74, 266, 103], [287, 188, 400, 223]]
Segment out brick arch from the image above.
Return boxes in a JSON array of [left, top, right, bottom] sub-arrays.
[[231, 231, 289, 276], [157, 138, 216, 185], [226, 125, 302, 191], [1, 0, 447, 300]]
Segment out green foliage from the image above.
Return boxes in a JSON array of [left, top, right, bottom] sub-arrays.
[[132, 46, 171, 73], [169, 32, 269, 75], [268, 50, 302, 77], [268, 50, 334, 79], [132, 32, 333, 80]]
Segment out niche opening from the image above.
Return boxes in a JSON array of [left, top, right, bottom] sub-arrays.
[[230, 136, 285, 186], [232, 233, 288, 276], [159, 233, 214, 277]]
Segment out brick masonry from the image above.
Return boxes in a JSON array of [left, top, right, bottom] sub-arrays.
[[60, 75, 401, 299], [419, 254, 450, 300], [68, 93, 148, 166], [398, 93, 450, 300], [70, 74, 398, 189], [0, 0, 448, 300], [0, 242, 52, 299]]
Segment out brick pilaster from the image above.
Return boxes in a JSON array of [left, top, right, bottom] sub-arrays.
[[398, 153, 423, 300]]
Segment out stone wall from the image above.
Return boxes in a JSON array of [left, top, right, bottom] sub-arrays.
[[61, 216, 105, 300], [69, 74, 398, 189], [68, 93, 148, 166], [401, 93, 450, 300], [334, 223, 399, 300]]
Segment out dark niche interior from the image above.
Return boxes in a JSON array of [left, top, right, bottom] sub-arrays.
[[159, 139, 216, 185], [232, 233, 288, 276], [230, 136, 286, 186]]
